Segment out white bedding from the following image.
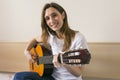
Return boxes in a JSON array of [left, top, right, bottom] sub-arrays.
[[0, 72, 15, 80]]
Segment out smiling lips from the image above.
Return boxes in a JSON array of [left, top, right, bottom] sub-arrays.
[[51, 22, 58, 28]]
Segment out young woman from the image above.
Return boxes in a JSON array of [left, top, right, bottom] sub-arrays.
[[14, 2, 89, 80]]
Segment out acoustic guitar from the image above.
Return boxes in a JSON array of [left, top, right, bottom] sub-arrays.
[[29, 42, 91, 77]]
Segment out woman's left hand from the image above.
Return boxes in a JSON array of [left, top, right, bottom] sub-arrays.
[[52, 54, 62, 68]]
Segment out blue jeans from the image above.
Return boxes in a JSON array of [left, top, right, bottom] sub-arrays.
[[13, 72, 55, 80]]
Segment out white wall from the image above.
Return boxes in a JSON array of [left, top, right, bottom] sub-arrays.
[[0, 0, 120, 42]]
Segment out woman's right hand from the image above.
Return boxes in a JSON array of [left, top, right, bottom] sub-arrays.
[[24, 50, 35, 63]]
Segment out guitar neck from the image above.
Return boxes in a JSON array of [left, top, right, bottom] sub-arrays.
[[37, 49, 91, 65], [37, 56, 53, 64], [37, 54, 80, 65]]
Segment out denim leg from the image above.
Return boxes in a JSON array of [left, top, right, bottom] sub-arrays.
[[13, 71, 54, 80], [13, 72, 40, 80]]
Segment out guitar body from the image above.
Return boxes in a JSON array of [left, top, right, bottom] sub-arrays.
[[29, 43, 54, 77]]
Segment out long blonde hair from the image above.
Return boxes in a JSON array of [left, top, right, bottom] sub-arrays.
[[41, 2, 76, 51]]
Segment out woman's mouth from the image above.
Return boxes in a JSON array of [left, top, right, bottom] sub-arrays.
[[51, 22, 58, 28]]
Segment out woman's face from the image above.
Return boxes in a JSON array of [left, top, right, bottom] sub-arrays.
[[44, 7, 65, 33]]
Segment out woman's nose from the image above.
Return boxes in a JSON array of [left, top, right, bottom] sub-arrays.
[[49, 17, 54, 23]]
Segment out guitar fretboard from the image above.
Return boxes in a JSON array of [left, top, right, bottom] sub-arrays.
[[37, 56, 53, 64]]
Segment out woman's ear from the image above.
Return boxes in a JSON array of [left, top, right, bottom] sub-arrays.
[[62, 12, 65, 20]]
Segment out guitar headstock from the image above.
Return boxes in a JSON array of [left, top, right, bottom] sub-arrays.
[[59, 49, 91, 65]]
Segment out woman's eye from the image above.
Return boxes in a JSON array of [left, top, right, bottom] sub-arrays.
[[45, 13, 57, 21], [52, 13, 57, 18], [45, 16, 49, 21]]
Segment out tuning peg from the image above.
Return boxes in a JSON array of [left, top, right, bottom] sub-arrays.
[[74, 52, 80, 55]]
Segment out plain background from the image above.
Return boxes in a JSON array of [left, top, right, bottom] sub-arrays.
[[0, 0, 120, 42]]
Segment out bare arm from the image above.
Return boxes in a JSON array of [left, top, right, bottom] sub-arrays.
[[25, 38, 37, 51], [24, 36, 42, 62], [63, 64, 84, 77], [25, 36, 43, 51]]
